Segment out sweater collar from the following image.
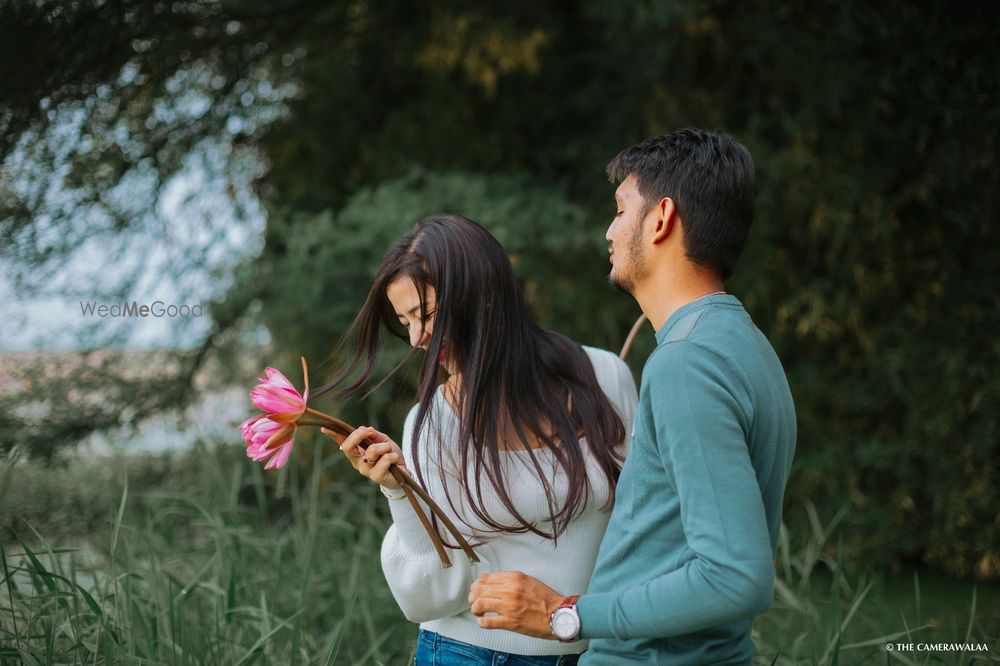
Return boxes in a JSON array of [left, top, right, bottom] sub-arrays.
[[654, 294, 740, 346]]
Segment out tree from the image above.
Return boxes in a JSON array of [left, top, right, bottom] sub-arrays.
[[2, 0, 997, 576]]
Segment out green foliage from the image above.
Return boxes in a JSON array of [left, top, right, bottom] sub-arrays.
[[0, 350, 214, 460], [242, 169, 638, 429], [1, 447, 997, 663], [2, 0, 998, 577], [252, 1, 1000, 578], [0, 443, 415, 664]]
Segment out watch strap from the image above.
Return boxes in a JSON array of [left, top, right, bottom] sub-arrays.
[[558, 594, 580, 610]]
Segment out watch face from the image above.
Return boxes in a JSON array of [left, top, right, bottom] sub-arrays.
[[552, 608, 580, 639]]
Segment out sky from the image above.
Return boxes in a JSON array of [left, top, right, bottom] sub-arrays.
[[1, 148, 265, 352]]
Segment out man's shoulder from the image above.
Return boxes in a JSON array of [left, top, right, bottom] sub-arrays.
[[641, 335, 743, 404], [648, 304, 759, 368], [645, 336, 717, 372]]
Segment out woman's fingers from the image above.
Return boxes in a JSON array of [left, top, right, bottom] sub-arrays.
[[365, 427, 393, 444], [321, 425, 404, 486], [340, 426, 372, 453], [322, 426, 370, 472], [361, 438, 406, 488], [370, 452, 402, 486], [362, 441, 400, 464]]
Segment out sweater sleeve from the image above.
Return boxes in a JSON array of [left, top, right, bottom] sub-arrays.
[[379, 405, 498, 623], [577, 342, 775, 638]]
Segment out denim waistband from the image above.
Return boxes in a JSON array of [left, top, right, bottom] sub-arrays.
[[416, 629, 581, 666]]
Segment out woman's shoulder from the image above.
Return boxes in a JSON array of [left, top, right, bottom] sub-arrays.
[[401, 394, 458, 452], [579, 344, 638, 417], [580, 345, 629, 380]]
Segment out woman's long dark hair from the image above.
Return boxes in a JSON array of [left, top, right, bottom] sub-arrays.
[[318, 214, 626, 542]]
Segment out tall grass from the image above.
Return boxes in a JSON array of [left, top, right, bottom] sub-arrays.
[[1, 442, 415, 664], [753, 503, 997, 664], [1, 444, 996, 664]]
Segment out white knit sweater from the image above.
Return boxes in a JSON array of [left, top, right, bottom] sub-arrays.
[[380, 346, 638, 656]]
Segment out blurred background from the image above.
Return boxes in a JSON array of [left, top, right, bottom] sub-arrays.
[[1, 1, 997, 663]]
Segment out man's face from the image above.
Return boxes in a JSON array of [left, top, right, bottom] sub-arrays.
[[606, 174, 650, 295]]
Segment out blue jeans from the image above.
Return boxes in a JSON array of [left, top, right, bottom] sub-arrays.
[[415, 630, 582, 666]]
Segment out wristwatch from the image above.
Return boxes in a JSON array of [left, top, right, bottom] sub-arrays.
[[549, 595, 581, 642]]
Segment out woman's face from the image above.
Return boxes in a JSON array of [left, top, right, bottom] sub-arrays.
[[386, 277, 455, 373]]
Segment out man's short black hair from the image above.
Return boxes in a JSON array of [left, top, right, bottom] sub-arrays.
[[606, 128, 755, 280]]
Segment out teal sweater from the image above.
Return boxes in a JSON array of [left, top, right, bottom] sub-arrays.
[[578, 295, 796, 665]]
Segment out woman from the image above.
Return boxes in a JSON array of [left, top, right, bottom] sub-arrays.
[[322, 214, 637, 664]]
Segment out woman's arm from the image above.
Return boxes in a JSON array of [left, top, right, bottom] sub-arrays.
[[381, 489, 497, 622], [332, 405, 497, 623]]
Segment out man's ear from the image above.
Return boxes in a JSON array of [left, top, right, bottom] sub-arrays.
[[651, 197, 677, 244]]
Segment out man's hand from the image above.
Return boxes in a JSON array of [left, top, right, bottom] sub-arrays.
[[468, 572, 568, 639]]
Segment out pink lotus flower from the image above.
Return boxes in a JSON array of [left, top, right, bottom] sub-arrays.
[[240, 414, 296, 469], [241, 357, 310, 469], [237, 356, 479, 568], [249, 362, 309, 423]]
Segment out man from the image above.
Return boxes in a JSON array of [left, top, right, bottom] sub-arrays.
[[468, 129, 796, 664]]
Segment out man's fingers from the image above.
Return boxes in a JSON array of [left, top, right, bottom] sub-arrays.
[[469, 573, 516, 604], [476, 615, 510, 630], [469, 595, 504, 617], [475, 572, 522, 589]]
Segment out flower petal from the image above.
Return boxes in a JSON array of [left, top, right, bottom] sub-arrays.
[[265, 441, 295, 470], [262, 367, 296, 391], [239, 415, 263, 443], [250, 384, 305, 415]]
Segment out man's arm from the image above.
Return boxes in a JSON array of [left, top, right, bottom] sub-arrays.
[[576, 342, 774, 639], [469, 342, 775, 640]]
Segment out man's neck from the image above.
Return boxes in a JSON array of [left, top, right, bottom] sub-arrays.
[[635, 270, 725, 332]]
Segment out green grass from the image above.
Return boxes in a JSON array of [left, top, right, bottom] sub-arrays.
[[753, 503, 999, 664], [0, 444, 997, 665], [1, 441, 415, 664]]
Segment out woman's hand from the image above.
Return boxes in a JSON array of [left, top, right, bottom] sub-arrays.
[[322, 425, 407, 489]]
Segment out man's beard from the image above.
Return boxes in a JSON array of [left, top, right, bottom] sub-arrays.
[[608, 223, 645, 296]]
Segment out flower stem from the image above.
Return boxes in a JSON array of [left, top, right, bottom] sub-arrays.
[[303, 406, 341, 424], [296, 419, 335, 428], [391, 467, 453, 567], [301, 406, 479, 566], [393, 468, 480, 564]]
